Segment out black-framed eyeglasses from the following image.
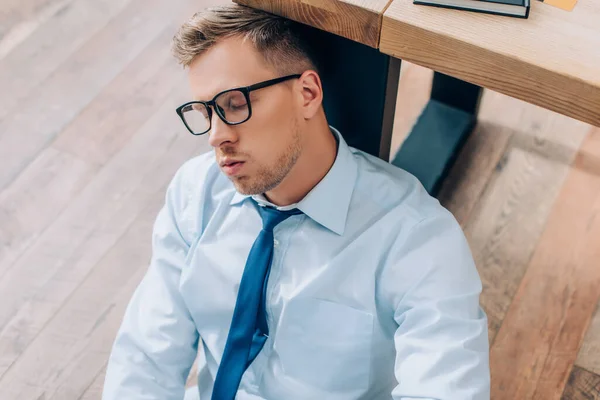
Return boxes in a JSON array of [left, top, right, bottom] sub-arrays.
[[176, 74, 302, 136]]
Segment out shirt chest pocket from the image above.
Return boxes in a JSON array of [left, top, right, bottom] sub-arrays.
[[273, 298, 374, 393]]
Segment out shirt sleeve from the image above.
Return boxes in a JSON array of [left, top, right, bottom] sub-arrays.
[[103, 168, 199, 400], [389, 212, 490, 400]]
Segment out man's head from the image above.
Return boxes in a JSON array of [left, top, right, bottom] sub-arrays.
[[172, 5, 329, 197]]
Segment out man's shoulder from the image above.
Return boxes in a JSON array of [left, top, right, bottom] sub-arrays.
[[349, 147, 448, 225], [164, 151, 233, 240]]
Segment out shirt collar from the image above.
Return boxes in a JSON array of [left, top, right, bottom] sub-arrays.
[[229, 126, 357, 235]]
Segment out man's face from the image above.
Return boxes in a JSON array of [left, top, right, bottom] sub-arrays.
[[187, 36, 303, 195]]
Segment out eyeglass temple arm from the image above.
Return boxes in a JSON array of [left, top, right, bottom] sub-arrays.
[[245, 74, 302, 92]]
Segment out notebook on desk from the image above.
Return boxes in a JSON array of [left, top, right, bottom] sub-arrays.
[[413, 0, 530, 18]]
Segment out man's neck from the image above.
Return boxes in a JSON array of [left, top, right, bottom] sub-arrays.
[[263, 124, 338, 207]]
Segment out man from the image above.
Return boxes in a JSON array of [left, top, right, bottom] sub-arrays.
[[103, 4, 490, 400]]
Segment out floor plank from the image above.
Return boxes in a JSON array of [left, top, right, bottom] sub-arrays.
[[0, 119, 208, 396], [79, 369, 107, 400], [0, 0, 133, 120], [437, 90, 514, 227], [37, 194, 174, 400], [51, 26, 183, 164], [0, 0, 75, 61], [490, 127, 600, 399], [0, 77, 206, 379], [0, 196, 159, 398], [577, 302, 600, 376], [562, 366, 600, 400], [0, 0, 61, 41], [574, 143, 600, 377], [463, 107, 588, 344], [0, 0, 185, 193], [0, 148, 93, 277], [0, 23, 184, 281]]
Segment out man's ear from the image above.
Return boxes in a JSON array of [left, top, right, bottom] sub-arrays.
[[297, 70, 323, 120]]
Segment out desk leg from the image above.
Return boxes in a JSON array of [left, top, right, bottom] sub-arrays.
[[314, 32, 400, 161], [391, 72, 483, 196]]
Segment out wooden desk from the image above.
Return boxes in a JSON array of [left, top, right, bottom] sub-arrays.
[[381, 0, 600, 127]]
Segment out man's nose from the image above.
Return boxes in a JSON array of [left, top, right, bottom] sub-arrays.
[[207, 109, 238, 148]]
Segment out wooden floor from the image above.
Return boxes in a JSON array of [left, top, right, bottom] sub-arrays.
[[0, 0, 599, 398]]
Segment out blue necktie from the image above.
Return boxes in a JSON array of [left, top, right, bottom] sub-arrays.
[[211, 202, 302, 400]]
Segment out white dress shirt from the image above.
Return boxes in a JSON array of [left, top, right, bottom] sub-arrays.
[[103, 127, 490, 400]]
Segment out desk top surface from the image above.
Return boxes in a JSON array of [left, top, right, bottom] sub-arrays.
[[381, 0, 599, 126]]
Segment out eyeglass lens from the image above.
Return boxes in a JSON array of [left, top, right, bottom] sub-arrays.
[[181, 90, 250, 134]]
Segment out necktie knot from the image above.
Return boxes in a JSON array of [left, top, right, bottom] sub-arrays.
[[258, 204, 303, 232]]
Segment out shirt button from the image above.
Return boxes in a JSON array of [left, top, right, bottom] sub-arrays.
[[274, 239, 280, 248]]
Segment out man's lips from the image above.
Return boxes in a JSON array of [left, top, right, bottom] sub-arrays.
[[220, 160, 245, 176], [219, 157, 244, 167]]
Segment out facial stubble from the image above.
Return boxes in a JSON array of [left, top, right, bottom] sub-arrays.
[[231, 127, 302, 196]]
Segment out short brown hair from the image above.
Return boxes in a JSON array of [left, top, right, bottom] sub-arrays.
[[171, 4, 319, 75]]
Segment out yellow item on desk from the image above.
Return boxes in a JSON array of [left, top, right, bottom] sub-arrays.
[[539, 0, 577, 11]]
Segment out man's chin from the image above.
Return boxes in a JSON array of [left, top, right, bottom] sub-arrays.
[[232, 176, 278, 197], [231, 177, 260, 196]]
